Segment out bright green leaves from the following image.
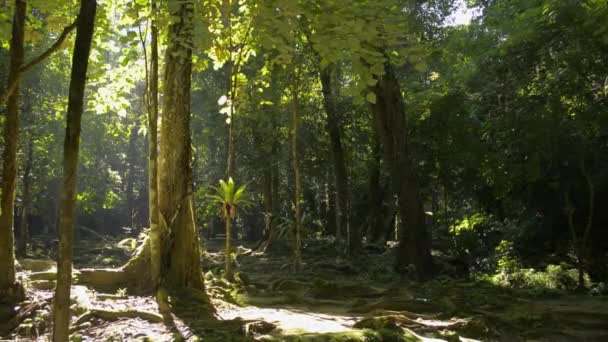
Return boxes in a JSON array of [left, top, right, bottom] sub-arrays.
[[208, 178, 252, 219], [365, 92, 377, 104]]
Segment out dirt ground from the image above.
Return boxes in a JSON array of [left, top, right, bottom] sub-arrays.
[[2, 235, 608, 341]]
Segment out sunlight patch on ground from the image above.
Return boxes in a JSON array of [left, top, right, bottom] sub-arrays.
[[220, 306, 361, 333]]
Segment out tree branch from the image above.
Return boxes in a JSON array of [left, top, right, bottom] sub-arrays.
[[0, 19, 78, 105]]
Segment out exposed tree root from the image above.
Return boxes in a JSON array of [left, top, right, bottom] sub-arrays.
[[354, 314, 471, 332], [78, 237, 152, 293], [73, 308, 164, 326]]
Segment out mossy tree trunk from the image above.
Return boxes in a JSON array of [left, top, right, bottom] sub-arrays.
[[52, 0, 97, 340], [370, 63, 433, 279], [157, 0, 204, 290], [147, 0, 161, 297], [0, 0, 25, 299]]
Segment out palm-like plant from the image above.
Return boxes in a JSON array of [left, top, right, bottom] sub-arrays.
[[208, 178, 252, 279]]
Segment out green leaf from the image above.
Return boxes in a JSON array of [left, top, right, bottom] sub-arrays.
[[366, 92, 377, 104]]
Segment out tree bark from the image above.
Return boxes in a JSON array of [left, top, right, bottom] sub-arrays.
[[17, 140, 33, 257], [0, 0, 25, 299], [291, 65, 302, 273], [126, 125, 138, 228], [366, 130, 386, 245], [52, 0, 97, 340], [319, 64, 352, 251], [148, 0, 161, 297], [370, 63, 433, 279], [157, 0, 204, 290], [262, 166, 273, 238]]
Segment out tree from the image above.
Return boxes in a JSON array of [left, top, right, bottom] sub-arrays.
[[319, 63, 354, 253], [52, 0, 97, 340], [370, 62, 433, 279], [0, 0, 26, 301], [209, 177, 251, 279], [144, 0, 161, 301], [156, 0, 204, 290]]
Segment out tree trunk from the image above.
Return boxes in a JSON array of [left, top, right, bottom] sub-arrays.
[[17, 140, 33, 257], [291, 65, 302, 273], [225, 217, 232, 278], [262, 166, 273, 238], [366, 131, 386, 245], [147, 0, 161, 297], [326, 169, 337, 237], [0, 0, 25, 300], [370, 63, 433, 279], [52, 0, 97, 340], [126, 125, 138, 228], [319, 64, 353, 252], [157, 0, 204, 290]]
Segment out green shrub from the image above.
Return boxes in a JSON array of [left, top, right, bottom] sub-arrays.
[[485, 263, 589, 293]]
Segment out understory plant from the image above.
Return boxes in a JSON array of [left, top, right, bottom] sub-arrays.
[[208, 178, 252, 280]]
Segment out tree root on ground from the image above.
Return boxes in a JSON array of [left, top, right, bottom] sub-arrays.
[[78, 237, 152, 292], [72, 308, 164, 327], [354, 314, 471, 333]]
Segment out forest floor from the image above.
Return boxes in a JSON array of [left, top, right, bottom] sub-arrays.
[[2, 234, 608, 341]]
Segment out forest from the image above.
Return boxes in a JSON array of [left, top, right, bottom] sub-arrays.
[[0, 0, 607, 341]]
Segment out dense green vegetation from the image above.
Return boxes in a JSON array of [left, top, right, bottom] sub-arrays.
[[0, 0, 607, 341]]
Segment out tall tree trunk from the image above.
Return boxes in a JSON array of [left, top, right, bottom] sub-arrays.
[[52, 0, 97, 340], [147, 0, 161, 297], [366, 130, 386, 245], [126, 125, 138, 228], [0, 0, 25, 299], [262, 165, 273, 238], [291, 65, 302, 273], [325, 169, 337, 237], [17, 140, 33, 257], [319, 64, 352, 252], [157, 0, 204, 290], [370, 63, 433, 279]]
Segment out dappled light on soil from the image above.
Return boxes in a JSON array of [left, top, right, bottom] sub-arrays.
[[220, 306, 360, 334]]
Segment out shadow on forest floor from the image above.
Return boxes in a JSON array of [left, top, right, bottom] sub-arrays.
[[2, 235, 608, 341]]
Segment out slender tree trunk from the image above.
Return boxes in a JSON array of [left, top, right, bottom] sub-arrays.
[[147, 0, 161, 297], [326, 169, 337, 237], [291, 65, 302, 273], [319, 64, 353, 252], [52, 0, 96, 340], [126, 125, 138, 228], [370, 63, 433, 279], [225, 216, 232, 278], [0, 0, 25, 299], [17, 140, 33, 257], [262, 166, 273, 238], [157, 0, 204, 290], [564, 158, 595, 290]]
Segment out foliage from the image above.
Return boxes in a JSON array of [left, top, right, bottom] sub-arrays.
[[208, 177, 252, 220], [483, 264, 590, 294]]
